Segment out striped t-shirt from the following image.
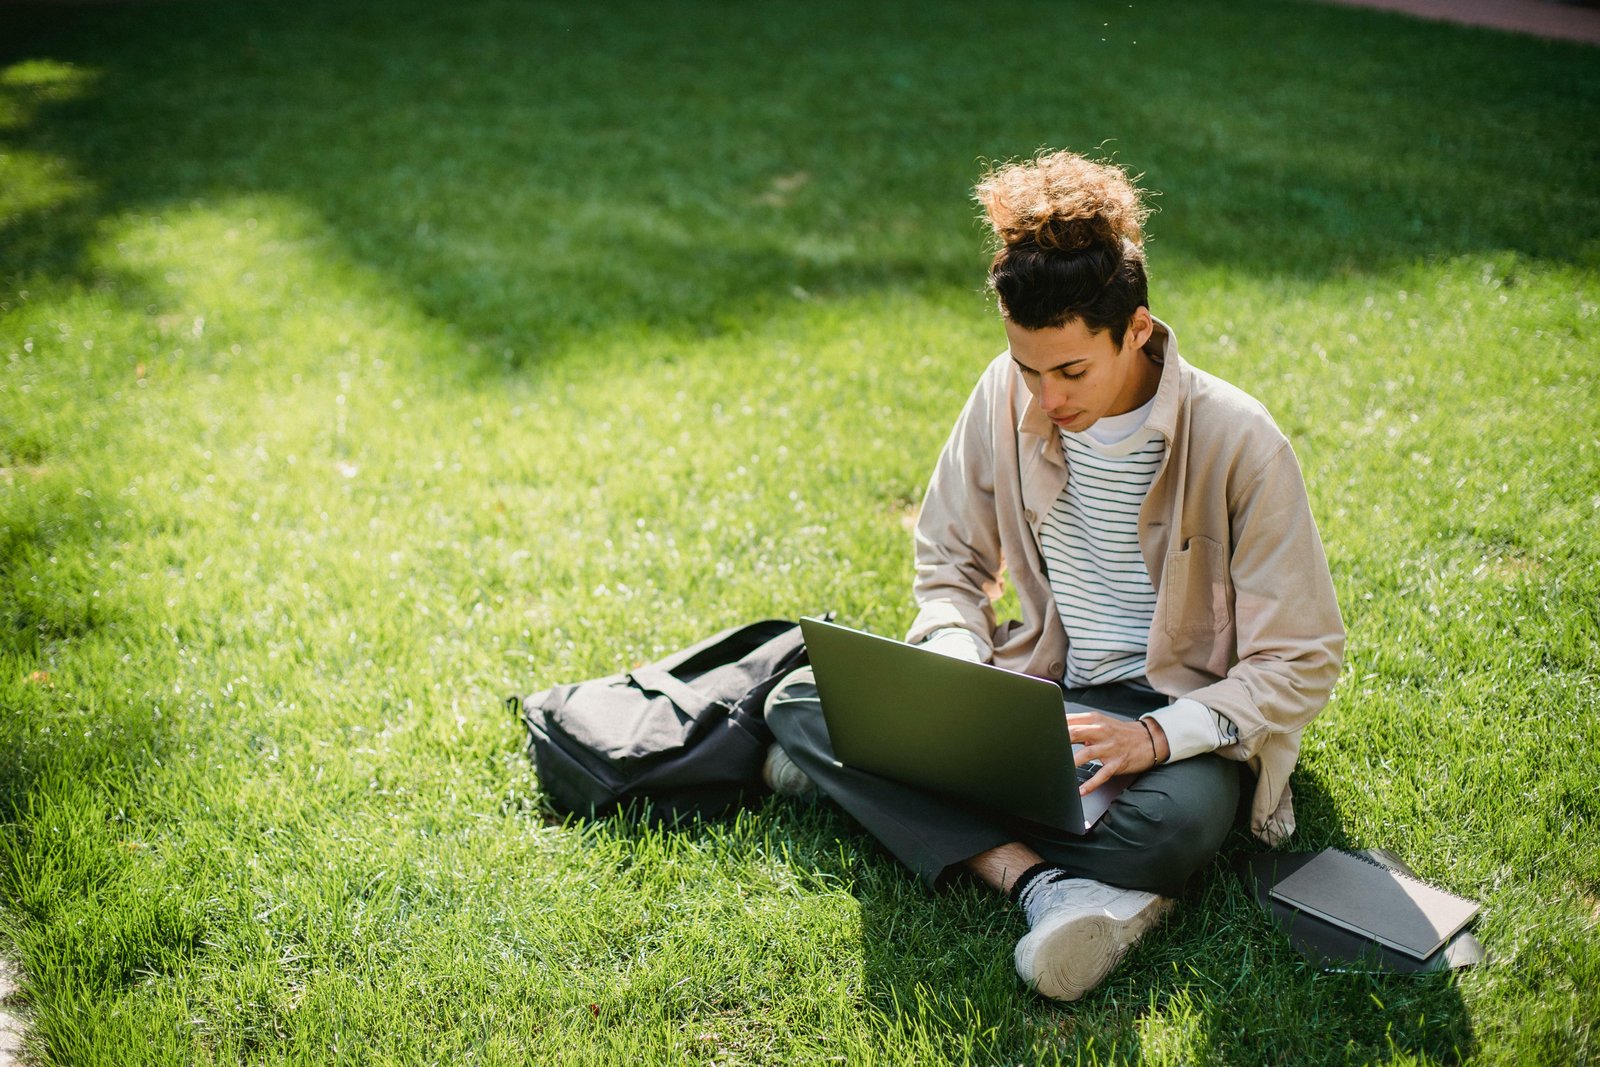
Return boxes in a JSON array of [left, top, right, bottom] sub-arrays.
[[1039, 399, 1164, 688]]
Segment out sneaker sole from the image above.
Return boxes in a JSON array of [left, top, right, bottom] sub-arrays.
[[1016, 897, 1174, 1002]]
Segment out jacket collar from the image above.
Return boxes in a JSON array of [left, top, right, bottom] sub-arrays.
[[1017, 314, 1185, 443]]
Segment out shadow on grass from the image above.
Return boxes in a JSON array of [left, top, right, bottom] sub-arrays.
[[837, 766, 1477, 1064], [831, 771, 1473, 1064], [564, 764, 1476, 1064], [4, 0, 1599, 380], [1170, 768, 1476, 1065], [0, 472, 126, 809], [0, 478, 206, 1011]]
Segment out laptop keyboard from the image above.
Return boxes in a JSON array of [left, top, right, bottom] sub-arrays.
[[1069, 742, 1103, 784]]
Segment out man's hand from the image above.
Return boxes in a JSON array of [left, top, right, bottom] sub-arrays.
[[1066, 710, 1169, 795]]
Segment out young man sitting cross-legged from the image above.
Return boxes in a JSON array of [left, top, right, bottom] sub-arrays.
[[762, 150, 1344, 1002]]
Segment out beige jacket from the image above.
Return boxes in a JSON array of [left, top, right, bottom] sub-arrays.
[[908, 319, 1344, 844]]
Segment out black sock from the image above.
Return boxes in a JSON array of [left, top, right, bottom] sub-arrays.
[[1008, 861, 1067, 907]]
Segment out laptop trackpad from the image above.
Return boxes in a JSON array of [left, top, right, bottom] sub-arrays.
[[1073, 743, 1133, 832], [1079, 772, 1133, 830]]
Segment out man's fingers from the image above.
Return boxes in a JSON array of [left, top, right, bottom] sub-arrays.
[[1079, 762, 1116, 796], [1065, 712, 1110, 745]]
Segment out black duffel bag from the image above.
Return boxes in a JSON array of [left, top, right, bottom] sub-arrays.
[[511, 617, 815, 823]]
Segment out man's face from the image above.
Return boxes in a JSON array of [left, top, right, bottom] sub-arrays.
[[1005, 310, 1157, 432]]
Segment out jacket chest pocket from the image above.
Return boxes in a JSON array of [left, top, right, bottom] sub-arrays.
[[1163, 536, 1232, 637]]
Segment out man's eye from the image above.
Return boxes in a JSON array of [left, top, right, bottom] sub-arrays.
[[1061, 369, 1088, 381]]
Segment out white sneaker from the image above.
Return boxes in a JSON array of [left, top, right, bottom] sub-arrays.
[[1014, 879, 1174, 1001], [762, 743, 816, 797]]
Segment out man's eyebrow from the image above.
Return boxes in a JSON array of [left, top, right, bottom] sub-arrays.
[[1012, 356, 1085, 374]]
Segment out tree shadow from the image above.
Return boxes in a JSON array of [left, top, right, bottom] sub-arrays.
[[500, 745, 1476, 1063], [3, 0, 1598, 384], [806, 765, 1478, 1064], [576, 797, 1057, 1061], [1079, 765, 1477, 1065], [0, 469, 134, 813]]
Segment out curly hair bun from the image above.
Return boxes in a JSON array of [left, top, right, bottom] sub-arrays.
[[975, 150, 1149, 251]]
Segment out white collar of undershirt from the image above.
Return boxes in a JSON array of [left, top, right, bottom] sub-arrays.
[[1063, 394, 1159, 456]]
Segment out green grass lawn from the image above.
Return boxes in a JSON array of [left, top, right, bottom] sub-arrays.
[[2, 0, 1597, 1062]]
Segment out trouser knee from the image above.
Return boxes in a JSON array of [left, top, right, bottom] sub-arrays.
[[1148, 796, 1233, 884], [764, 665, 816, 713], [763, 666, 823, 755], [1101, 759, 1238, 891]]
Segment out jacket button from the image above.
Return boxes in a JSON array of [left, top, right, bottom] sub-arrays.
[[1048, 661, 1064, 676], [1025, 509, 1037, 523]]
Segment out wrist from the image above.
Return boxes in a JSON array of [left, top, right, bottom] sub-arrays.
[[1139, 717, 1170, 765], [1145, 699, 1222, 762]]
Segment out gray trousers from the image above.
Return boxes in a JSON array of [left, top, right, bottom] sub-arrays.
[[765, 667, 1240, 897]]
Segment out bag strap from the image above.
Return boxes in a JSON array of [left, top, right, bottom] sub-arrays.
[[600, 615, 826, 723], [627, 666, 726, 720], [650, 620, 769, 674]]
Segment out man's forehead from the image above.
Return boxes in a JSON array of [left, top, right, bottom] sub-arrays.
[[1006, 321, 1112, 370]]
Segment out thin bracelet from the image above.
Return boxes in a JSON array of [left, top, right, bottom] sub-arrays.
[[1139, 718, 1162, 765]]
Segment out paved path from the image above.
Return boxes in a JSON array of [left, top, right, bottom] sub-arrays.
[[0, 958, 23, 1067], [1316, 0, 1600, 45]]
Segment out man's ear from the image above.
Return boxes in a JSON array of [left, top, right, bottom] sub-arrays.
[[1125, 306, 1156, 352]]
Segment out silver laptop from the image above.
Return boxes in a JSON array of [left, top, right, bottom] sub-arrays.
[[800, 616, 1136, 833]]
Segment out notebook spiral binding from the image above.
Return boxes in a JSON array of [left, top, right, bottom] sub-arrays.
[[1338, 847, 1474, 903]]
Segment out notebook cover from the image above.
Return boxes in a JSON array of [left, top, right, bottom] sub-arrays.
[[1239, 850, 1486, 973], [1268, 848, 1480, 960]]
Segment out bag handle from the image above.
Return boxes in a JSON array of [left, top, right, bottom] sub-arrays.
[[627, 665, 726, 721]]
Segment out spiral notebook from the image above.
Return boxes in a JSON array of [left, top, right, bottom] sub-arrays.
[[1268, 848, 1480, 961]]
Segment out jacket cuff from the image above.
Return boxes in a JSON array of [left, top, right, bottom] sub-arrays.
[[918, 626, 987, 663], [1142, 698, 1223, 763], [906, 601, 994, 658]]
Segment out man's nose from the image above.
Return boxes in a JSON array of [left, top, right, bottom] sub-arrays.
[[1040, 375, 1068, 411]]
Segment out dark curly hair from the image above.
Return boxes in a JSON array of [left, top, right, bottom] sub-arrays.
[[975, 150, 1154, 345]]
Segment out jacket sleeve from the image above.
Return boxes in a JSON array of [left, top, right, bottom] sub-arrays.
[[905, 365, 1008, 661], [1184, 441, 1345, 760]]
